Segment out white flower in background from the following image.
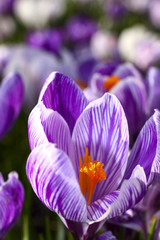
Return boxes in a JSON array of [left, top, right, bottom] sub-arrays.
[[14, 0, 66, 28], [118, 25, 160, 70], [90, 30, 117, 59]]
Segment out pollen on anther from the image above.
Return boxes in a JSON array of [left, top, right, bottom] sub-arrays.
[[79, 148, 106, 205]]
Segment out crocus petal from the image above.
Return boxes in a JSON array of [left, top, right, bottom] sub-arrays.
[[94, 231, 117, 240], [0, 172, 24, 239], [26, 143, 87, 222], [28, 102, 72, 155], [110, 77, 147, 138], [72, 93, 129, 199], [146, 67, 160, 117], [0, 72, 24, 140], [38, 72, 89, 133], [88, 166, 146, 223], [113, 62, 143, 80], [124, 110, 160, 181]]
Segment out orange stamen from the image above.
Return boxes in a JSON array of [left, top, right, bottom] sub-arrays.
[[79, 148, 106, 205], [103, 75, 120, 91]]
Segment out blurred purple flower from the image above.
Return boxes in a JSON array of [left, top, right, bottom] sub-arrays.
[[0, 72, 24, 140], [0, 0, 15, 14], [27, 28, 63, 55], [149, 0, 160, 28], [26, 72, 160, 239], [66, 16, 97, 46], [84, 62, 147, 139], [145, 67, 160, 117], [0, 171, 24, 239], [105, 0, 127, 19]]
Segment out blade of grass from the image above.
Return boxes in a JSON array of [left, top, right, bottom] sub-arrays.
[[23, 214, 29, 240], [45, 216, 52, 240]]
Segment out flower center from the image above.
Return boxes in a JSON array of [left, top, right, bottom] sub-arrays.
[[79, 147, 106, 205], [103, 75, 120, 91]]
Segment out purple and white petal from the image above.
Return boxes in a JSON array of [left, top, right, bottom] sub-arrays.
[[146, 67, 160, 117], [94, 231, 117, 240], [124, 110, 160, 181], [0, 72, 24, 140], [26, 143, 87, 222], [0, 172, 24, 239], [111, 77, 147, 137], [148, 110, 160, 184], [72, 93, 129, 199], [38, 72, 89, 133], [88, 166, 146, 223], [28, 102, 72, 157], [113, 63, 143, 81]]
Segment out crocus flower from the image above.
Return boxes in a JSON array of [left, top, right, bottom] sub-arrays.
[[66, 16, 97, 46], [26, 28, 63, 55], [26, 72, 160, 240], [84, 62, 147, 140], [0, 171, 24, 239], [0, 72, 24, 140]]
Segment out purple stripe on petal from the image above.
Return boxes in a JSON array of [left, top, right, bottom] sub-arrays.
[[0, 172, 24, 239], [111, 77, 147, 137], [72, 93, 129, 198], [87, 191, 119, 222], [94, 231, 117, 240], [0, 72, 24, 140], [88, 166, 146, 223], [124, 110, 160, 181], [28, 102, 72, 156], [26, 143, 87, 222], [39, 72, 89, 133]]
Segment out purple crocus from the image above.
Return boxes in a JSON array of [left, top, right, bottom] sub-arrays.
[[0, 72, 24, 140], [66, 16, 97, 46], [84, 62, 147, 139], [0, 171, 24, 239], [27, 28, 63, 55], [26, 72, 160, 240]]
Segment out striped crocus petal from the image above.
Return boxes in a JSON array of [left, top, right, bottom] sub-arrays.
[[94, 231, 117, 240], [113, 62, 143, 80], [145, 67, 160, 117], [38, 72, 89, 134], [0, 72, 24, 140], [0, 172, 24, 239], [87, 166, 146, 223], [26, 143, 87, 222], [124, 110, 160, 182], [72, 93, 129, 198], [110, 77, 147, 137], [28, 102, 72, 156]]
